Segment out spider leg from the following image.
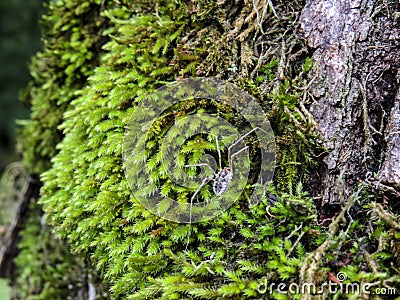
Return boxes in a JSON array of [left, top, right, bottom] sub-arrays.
[[215, 136, 222, 170], [185, 163, 215, 175], [189, 176, 213, 209], [185, 176, 213, 250], [229, 146, 249, 171], [227, 127, 267, 171]]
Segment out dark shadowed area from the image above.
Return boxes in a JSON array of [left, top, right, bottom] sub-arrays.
[[0, 0, 44, 174]]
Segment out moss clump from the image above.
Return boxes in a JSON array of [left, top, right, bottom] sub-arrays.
[[37, 0, 324, 298], [13, 201, 94, 300], [9, 0, 108, 298], [14, 0, 399, 298], [18, 0, 107, 174]]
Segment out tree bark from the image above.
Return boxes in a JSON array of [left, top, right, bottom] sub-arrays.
[[300, 0, 400, 210], [0, 175, 40, 278]]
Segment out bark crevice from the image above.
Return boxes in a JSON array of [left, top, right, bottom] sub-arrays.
[[300, 0, 400, 209]]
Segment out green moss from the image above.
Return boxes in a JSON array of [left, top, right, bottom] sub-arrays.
[[11, 0, 108, 297], [18, 0, 106, 174], [139, 187, 318, 299], [14, 202, 91, 300], [36, 0, 324, 298], [15, 0, 399, 299]]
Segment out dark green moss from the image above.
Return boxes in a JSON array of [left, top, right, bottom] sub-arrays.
[[18, 0, 107, 174], [14, 0, 400, 299], [14, 201, 90, 300]]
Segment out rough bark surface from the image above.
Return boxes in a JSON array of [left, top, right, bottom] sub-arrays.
[[376, 89, 400, 187], [0, 175, 40, 278], [300, 0, 400, 209]]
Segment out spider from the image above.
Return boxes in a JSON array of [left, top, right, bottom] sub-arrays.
[[185, 127, 268, 225]]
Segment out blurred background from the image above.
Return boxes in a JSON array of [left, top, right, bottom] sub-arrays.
[[0, 0, 44, 298], [0, 0, 44, 173]]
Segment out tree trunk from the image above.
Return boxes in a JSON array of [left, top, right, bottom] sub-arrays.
[[3, 0, 399, 299], [0, 175, 40, 278], [300, 0, 400, 210]]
